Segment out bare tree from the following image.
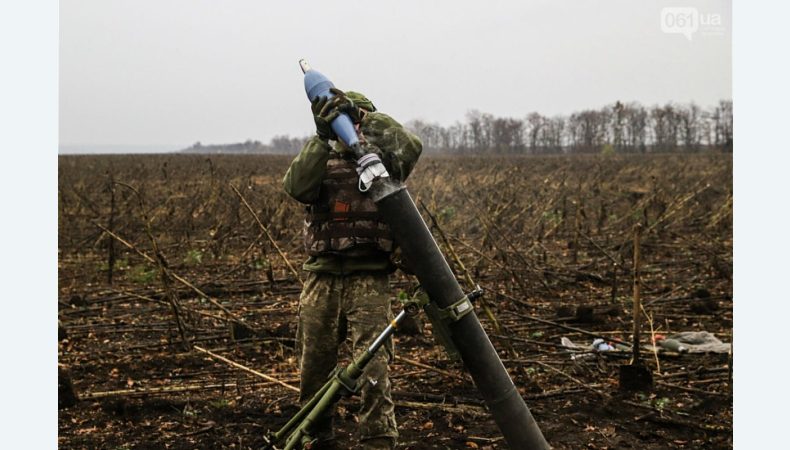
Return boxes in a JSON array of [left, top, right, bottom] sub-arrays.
[[540, 116, 565, 154], [678, 103, 702, 152], [525, 112, 544, 153], [715, 100, 733, 152], [624, 103, 648, 153], [396, 100, 730, 155]]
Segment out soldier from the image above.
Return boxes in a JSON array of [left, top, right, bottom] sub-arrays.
[[283, 88, 422, 450]]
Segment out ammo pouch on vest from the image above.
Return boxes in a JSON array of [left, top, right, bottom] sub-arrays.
[[304, 153, 394, 256]]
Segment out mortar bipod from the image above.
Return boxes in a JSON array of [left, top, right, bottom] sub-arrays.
[[262, 302, 420, 450]]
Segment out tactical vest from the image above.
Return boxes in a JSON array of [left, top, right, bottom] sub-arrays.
[[304, 152, 394, 256]]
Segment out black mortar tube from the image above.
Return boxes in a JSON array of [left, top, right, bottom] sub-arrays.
[[369, 180, 550, 450]]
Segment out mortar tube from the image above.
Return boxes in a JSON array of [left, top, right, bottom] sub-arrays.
[[368, 179, 550, 450]]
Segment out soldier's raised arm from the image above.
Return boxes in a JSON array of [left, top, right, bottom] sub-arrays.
[[282, 136, 331, 204], [283, 91, 355, 203]]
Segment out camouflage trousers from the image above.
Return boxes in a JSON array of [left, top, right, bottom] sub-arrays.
[[296, 271, 398, 448]]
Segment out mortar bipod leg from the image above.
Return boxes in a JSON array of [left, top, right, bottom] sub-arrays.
[[266, 380, 334, 447], [273, 309, 409, 449]]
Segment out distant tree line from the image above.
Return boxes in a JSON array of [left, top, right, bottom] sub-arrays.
[[182, 136, 310, 155], [406, 100, 732, 154], [182, 100, 732, 155]]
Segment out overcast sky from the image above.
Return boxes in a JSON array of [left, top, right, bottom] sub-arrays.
[[60, 0, 731, 152]]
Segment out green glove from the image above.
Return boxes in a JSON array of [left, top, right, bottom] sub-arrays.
[[333, 89, 378, 124], [311, 95, 341, 140], [311, 88, 361, 140], [332, 89, 363, 124]]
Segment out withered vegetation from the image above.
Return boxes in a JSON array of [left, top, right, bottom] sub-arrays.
[[59, 153, 732, 449]]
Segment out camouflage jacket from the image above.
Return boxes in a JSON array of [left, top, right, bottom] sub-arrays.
[[283, 112, 422, 275]]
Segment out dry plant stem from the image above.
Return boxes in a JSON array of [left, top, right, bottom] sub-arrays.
[[193, 345, 299, 393], [450, 235, 504, 270], [94, 223, 249, 329], [572, 200, 580, 264], [115, 289, 229, 323], [535, 361, 608, 399], [209, 230, 266, 283], [107, 174, 116, 285], [621, 400, 729, 432], [470, 194, 539, 273], [707, 194, 733, 229], [632, 223, 643, 364], [501, 227, 553, 294], [419, 200, 521, 359], [395, 400, 488, 417], [506, 308, 632, 348], [611, 264, 619, 304], [641, 304, 661, 373], [609, 181, 704, 262], [418, 200, 502, 332], [115, 181, 190, 349], [645, 182, 710, 234], [230, 184, 302, 285], [579, 227, 621, 304], [450, 235, 533, 296], [578, 229, 618, 265], [608, 189, 659, 230], [394, 355, 468, 383], [654, 380, 728, 397], [81, 380, 298, 399], [164, 278, 190, 349]]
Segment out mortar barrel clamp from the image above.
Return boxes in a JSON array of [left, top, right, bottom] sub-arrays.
[[438, 286, 484, 322]]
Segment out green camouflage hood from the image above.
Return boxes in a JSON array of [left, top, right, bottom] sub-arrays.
[[345, 91, 376, 112]]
